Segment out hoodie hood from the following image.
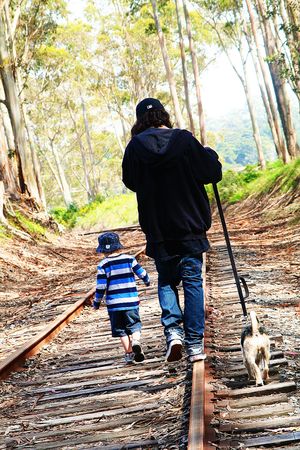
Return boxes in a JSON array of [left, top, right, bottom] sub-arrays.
[[135, 128, 176, 154], [131, 128, 184, 167]]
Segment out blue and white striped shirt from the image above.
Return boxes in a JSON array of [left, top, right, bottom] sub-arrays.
[[93, 253, 150, 312]]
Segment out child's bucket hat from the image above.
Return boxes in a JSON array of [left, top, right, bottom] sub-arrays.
[[96, 232, 123, 253]]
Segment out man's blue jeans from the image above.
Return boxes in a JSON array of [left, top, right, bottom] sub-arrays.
[[154, 254, 204, 354]]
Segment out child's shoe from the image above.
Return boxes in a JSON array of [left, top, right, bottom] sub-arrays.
[[132, 340, 145, 362], [124, 352, 134, 364]]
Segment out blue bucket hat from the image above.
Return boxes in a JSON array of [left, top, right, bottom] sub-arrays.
[[96, 232, 123, 253]]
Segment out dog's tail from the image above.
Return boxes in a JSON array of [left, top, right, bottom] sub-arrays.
[[249, 310, 259, 336]]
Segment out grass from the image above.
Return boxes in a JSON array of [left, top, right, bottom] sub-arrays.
[[0, 223, 10, 240], [210, 158, 300, 204], [13, 211, 47, 237], [51, 158, 300, 230], [51, 193, 138, 230]]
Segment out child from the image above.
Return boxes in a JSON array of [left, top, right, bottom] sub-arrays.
[[93, 232, 150, 364]]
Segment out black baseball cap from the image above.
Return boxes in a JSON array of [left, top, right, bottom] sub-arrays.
[[136, 98, 165, 120]]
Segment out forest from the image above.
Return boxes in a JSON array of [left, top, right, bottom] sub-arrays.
[[0, 0, 299, 229]]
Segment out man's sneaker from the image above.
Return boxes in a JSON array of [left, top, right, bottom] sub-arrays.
[[132, 341, 145, 363], [166, 339, 183, 363], [188, 352, 206, 363], [124, 352, 134, 364], [187, 341, 206, 363]]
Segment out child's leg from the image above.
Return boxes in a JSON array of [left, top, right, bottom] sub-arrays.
[[131, 330, 141, 343], [120, 335, 132, 353]]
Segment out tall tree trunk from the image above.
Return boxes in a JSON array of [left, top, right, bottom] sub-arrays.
[[4, 2, 46, 208], [174, 0, 195, 134], [0, 179, 5, 221], [80, 92, 97, 196], [209, 20, 265, 168], [0, 13, 43, 207], [0, 111, 19, 196], [279, 0, 300, 105], [245, 0, 289, 162], [48, 137, 73, 207], [67, 102, 93, 202], [255, 0, 299, 158], [151, 0, 185, 128], [239, 47, 266, 169], [182, 0, 207, 144]]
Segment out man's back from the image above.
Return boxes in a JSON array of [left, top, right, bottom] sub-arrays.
[[122, 128, 222, 243]]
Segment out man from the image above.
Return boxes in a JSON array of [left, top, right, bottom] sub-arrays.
[[122, 98, 222, 363]]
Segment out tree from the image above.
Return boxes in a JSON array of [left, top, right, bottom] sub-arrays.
[[182, 0, 207, 143], [255, 0, 299, 158], [245, 0, 289, 162], [174, 0, 195, 134], [151, 0, 185, 128]]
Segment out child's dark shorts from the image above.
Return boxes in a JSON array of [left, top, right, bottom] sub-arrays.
[[108, 308, 142, 337]]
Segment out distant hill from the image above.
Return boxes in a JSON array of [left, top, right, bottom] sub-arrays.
[[206, 101, 300, 170]]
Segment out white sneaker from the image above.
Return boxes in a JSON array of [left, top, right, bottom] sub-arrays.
[[166, 339, 183, 363]]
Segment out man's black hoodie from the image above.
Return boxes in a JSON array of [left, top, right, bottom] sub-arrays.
[[122, 127, 222, 246]]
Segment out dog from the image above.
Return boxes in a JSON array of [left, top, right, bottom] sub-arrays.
[[241, 310, 270, 386]]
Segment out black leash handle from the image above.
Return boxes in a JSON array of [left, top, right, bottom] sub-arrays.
[[213, 183, 248, 317]]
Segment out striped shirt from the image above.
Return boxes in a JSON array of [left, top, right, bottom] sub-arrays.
[[93, 253, 150, 312]]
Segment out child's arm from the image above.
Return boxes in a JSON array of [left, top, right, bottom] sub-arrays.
[[93, 265, 107, 309], [132, 258, 150, 286]]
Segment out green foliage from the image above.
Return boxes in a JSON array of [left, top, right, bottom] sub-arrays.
[[50, 203, 79, 228], [50, 193, 137, 229], [210, 158, 300, 205], [76, 193, 138, 230], [13, 212, 47, 237], [0, 224, 10, 240]]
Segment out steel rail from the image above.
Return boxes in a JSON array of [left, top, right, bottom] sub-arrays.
[[0, 245, 145, 380], [188, 254, 214, 450]]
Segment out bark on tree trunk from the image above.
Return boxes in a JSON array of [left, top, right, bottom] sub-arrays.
[[245, 0, 289, 162], [0, 109, 19, 195], [255, 0, 299, 158], [48, 137, 73, 207], [182, 0, 207, 144], [3, 2, 46, 208], [279, 0, 300, 105], [151, 0, 185, 129], [0, 13, 43, 207], [67, 102, 93, 202], [80, 92, 97, 197], [0, 179, 5, 222], [239, 47, 266, 169], [174, 0, 195, 135]]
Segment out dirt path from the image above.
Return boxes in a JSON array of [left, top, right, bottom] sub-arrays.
[[0, 228, 146, 360], [1, 200, 299, 363]]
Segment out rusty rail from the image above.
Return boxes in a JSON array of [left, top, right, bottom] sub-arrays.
[[0, 246, 146, 380]]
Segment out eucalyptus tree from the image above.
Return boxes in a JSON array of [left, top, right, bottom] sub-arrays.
[[245, 0, 288, 162], [196, 0, 266, 168], [0, 0, 67, 211], [254, 0, 299, 158], [175, 0, 195, 134], [182, 0, 207, 144], [151, 0, 185, 128]]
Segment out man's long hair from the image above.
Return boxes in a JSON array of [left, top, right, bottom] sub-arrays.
[[131, 110, 173, 137]]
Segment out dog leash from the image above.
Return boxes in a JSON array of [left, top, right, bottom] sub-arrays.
[[213, 183, 249, 318]]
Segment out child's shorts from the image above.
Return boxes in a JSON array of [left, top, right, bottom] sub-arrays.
[[108, 308, 142, 337]]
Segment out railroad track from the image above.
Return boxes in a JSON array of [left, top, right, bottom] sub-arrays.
[[1, 223, 299, 449]]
